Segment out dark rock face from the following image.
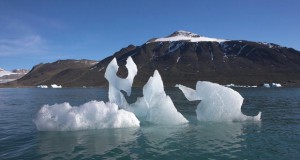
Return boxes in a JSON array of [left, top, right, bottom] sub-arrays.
[[93, 40, 300, 87], [2, 31, 300, 87]]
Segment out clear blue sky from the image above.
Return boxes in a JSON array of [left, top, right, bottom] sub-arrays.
[[0, 0, 299, 70]]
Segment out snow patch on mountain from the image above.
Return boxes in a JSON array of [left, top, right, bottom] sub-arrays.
[[150, 30, 228, 43], [0, 68, 29, 83], [0, 69, 16, 78]]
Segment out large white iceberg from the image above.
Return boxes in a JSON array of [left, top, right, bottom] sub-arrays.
[[33, 101, 140, 131], [104, 57, 188, 125], [176, 81, 261, 121], [129, 71, 188, 125], [34, 56, 262, 131]]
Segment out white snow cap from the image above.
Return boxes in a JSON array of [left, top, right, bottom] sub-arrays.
[[150, 30, 228, 43]]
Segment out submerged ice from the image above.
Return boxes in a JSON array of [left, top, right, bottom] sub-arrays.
[[177, 81, 261, 122]]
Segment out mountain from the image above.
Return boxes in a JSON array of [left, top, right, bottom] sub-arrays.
[[6, 59, 98, 87], [0, 68, 29, 84], [2, 30, 300, 87]]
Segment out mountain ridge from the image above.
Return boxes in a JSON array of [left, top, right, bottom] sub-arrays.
[[2, 31, 300, 87]]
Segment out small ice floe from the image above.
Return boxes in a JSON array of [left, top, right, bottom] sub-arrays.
[[263, 83, 271, 88], [50, 84, 62, 88], [271, 83, 282, 87], [37, 85, 48, 88], [263, 83, 282, 88], [225, 84, 257, 88]]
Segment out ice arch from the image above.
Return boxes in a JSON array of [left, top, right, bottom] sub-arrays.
[[176, 81, 261, 122], [104, 57, 137, 108]]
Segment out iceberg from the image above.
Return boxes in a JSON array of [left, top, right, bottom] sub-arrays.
[[177, 81, 261, 121], [104, 57, 188, 125], [51, 84, 62, 88], [129, 71, 188, 125], [104, 57, 137, 108], [263, 83, 282, 88], [263, 83, 270, 88], [37, 85, 48, 88], [271, 83, 282, 87], [34, 56, 187, 131], [225, 84, 257, 88], [34, 56, 262, 131], [33, 101, 140, 131]]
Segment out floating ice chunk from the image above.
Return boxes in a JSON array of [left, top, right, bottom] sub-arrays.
[[33, 101, 140, 131], [177, 81, 261, 121], [104, 57, 187, 125], [224, 84, 257, 88], [51, 84, 62, 88], [263, 83, 270, 88], [37, 85, 48, 88], [130, 71, 188, 125], [262, 83, 282, 88], [271, 83, 282, 87], [104, 57, 137, 108], [175, 84, 200, 101]]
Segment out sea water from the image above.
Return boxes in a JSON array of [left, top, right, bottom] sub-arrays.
[[0, 87, 299, 159]]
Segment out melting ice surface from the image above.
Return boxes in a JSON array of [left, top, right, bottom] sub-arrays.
[[105, 57, 188, 125], [33, 57, 140, 131], [127, 71, 188, 124], [177, 82, 261, 121], [34, 56, 188, 131], [34, 101, 140, 131], [34, 56, 260, 131], [104, 57, 137, 108]]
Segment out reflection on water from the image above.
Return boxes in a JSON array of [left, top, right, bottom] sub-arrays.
[[37, 128, 139, 159], [36, 121, 261, 159]]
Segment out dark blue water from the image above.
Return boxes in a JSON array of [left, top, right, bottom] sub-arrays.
[[0, 87, 299, 159]]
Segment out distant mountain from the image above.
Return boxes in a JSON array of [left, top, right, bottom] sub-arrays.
[[7, 59, 98, 86], [0, 68, 29, 84], [2, 31, 300, 87]]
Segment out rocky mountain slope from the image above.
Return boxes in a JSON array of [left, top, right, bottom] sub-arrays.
[[3, 31, 300, 87]]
